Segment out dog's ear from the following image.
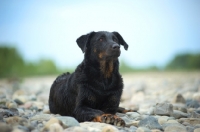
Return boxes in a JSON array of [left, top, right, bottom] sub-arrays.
[[76, 32, 95, 53], [112, 32, 128, 50]]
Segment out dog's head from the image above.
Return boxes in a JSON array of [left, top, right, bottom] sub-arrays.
[[76, 31, 128, 60]]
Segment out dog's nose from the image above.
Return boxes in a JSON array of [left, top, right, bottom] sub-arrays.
[[112, 44, 120, 50]]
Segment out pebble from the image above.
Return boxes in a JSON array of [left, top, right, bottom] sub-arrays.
[[172, 93, 186, 104], [56, 116, 80, 128], [138, 116, 163, 130], [178, 118, 200, 126], [0, 72, 200, 132], [153, 102, 173, 116], [172, 110, 188, 119], [164, 125, 187, 132]]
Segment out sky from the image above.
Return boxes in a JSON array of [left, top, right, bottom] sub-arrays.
[[0, 0, 200, 68]]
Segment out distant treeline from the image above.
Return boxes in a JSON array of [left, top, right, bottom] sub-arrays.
[[0, 46, 200, 78]]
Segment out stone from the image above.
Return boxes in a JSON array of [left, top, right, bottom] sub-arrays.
[[0, 91, 6, 99], [173, 103, 187, 113], [172, 110, 188, 119], [32, 101, 44, 110], [190, 111, 200, 118], [30, 114, 53, 121], [157, 116, 169, 125], [12, 90, 29, 103], [186, 126, 195, 132], [126, 112, 141, 120], [153, 102, 173, 116], [120, 115, 134, 127], [172, 94, 186, 104], [102, 125, 119, 132], [6, 101, 18, 109], [43, 117, 63, 131], [186, 100, 200, 108], [138, 116, 163, 130], [56, 116, 80, 128], [194, 128, 200, 132], [130, 126, 137, 131], [178, 118, 200, 126], [166, 119, 179, 124], [5, 116, 28, 126], [64, 126, 88, 132], [0, 122, 13, 132], [0, 108, 14, 117], [151, 129, 162, 132], [162, 122, 183, 130], [136, 127, 151, 132], [14, 99, 24, 105], [49, 123, 64, 132], [146, 106, 154, 115], [164, 125, 187, 132], [193, 93, 200, 101]]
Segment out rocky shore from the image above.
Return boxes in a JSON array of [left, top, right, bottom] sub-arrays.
[[0, 72, 200, 132]]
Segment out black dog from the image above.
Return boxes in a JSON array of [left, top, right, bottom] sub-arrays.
[[49, 31, 129, 127]]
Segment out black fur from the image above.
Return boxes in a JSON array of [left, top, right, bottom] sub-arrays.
[[49, 31, 128, 122]]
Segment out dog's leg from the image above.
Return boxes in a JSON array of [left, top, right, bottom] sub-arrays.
[[92, 114, 125, 127]]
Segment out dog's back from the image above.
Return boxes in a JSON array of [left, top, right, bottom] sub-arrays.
[[49, 72, 77, 115]]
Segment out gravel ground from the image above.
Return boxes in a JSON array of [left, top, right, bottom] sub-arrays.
[[0, 71, 200, 132]]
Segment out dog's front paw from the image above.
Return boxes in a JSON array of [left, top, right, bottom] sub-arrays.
[[93, 114, 125, 127]]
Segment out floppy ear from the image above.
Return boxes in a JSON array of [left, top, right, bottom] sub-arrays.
[[76, 32, 95, 53], [112, 32, 128, 50]]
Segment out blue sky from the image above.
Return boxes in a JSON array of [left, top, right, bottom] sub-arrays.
[[0, 0, 200, 68]]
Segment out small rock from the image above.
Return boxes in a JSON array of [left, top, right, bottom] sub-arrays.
[[30, 114, 53, 121], [12, 90, 29, 103], [172, 110, 188, 119], [157, 116, 169, 125], [164, 125, 187, 132], [173, 103, 187, 113], [126, 112, 141, 120], [166, 119, 179, 124], [5, 116, 28, 126], [186, 126, 195, 132], [162, 122, 184, 130], [43, 117, 63, 131], [193, 93, 200, 101], [130, 126, 137, 131], [138, 116, 162, 130], [194, 128, 200, 132], [0, 91, 6, 99], [178, 118, 200, 126], [49, 123, 64, 132], [102, 125, 119, 132], [56, 116, 80, 128], [172, 94, 186, 104], [32, 101, 44, 110], [154, 102, 173, 116], [136, 127, 151, 132], [151, 129, 162, 132], [0, 108, 14, 117], [14, 99, 24, 105], [0, 122, 13, 132], [190, 111, 200, 118], [186, 99, 200, 108], [6, 101, 18, 109], [146, 106, 154, 115], [63, 126, 88, 132]]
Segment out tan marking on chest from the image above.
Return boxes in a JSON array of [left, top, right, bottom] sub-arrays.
[[100, 60, 113, 78]]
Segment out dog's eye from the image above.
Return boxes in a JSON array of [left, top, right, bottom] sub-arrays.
[[99, 38, 103, 42], [113, 38, 118, 42]]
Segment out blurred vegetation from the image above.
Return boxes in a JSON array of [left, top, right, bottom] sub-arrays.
[[0, 46, 65, 78], [0, 45, 200, 78]]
